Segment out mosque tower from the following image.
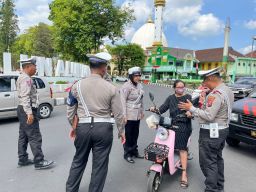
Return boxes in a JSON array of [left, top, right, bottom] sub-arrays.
[[223, 18, 231, 62], [153, 0, 166, 47]]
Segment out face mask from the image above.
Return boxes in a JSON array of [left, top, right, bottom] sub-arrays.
[[175, 88, 185, 95]]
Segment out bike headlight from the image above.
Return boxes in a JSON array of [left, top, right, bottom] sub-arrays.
[[231, 113, 238, 122], [157, 127, 169, 141]]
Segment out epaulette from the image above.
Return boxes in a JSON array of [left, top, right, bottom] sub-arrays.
[[212, 90, 222, 95]]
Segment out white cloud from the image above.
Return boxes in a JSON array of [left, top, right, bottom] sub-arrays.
[[121, 0, 152, 24], [245, 20, 256, 29], [239, 45, 256, 54], [16, 0, 50, 10], [164, 0, 223, 38], [16, 0, 52, 32], [178, 14, 224, 37], [124, 27, 136, 41]]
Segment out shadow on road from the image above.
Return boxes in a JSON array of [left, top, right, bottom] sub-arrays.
[[227, 143, 256, 157], [0, 117, 19, 125]]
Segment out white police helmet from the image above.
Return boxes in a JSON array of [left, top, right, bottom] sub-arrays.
[[128, 67, 141, 76], [20, 57, 37, 67]]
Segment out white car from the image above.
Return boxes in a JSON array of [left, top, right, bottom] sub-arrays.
[[115, 76, 128, 82], [0, 74, 54, 119]]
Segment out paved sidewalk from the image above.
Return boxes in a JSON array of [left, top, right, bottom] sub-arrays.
[[52, 92, 67, 99]]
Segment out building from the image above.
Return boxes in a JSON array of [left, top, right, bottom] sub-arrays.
[[143, 47, 199, 82], [195, 47, 244, 71]]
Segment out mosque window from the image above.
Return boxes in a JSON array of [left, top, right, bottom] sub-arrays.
[[238, 63, 241, 66], [254, 64, 256, 67], [243, 63, 245, 66], [176, 61, 183, 67], [248, 63, 251, 67]]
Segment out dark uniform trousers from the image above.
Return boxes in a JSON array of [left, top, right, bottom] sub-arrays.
[[66, 122, 113, 192], [199, 128, 229, 192], [17, 105, 44, 163], [123, 120, 140, 158]]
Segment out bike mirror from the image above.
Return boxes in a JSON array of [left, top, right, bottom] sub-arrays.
[[149, 92, 154, 102]]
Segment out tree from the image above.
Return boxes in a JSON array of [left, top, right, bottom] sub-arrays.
[[12, 23, 55, 58], [0, 0, 19, 67], [109, 44, 145, 75], [0, 0, 19, 52], [49, 0, 134, 62]]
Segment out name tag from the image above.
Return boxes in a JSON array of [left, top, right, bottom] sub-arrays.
[[210, 123, 219, 138]]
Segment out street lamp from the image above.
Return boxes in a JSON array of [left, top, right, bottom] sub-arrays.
[[250, 36, 256, 76]]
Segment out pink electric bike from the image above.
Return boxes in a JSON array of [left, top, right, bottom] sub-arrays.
[[144, 93, 191, 192]]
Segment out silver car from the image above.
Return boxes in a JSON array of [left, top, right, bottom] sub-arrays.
[[0, 74, 54, 119]]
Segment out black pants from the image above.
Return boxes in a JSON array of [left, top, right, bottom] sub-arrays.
[[199, 128, 229, 192], [17, 105, 44, 163], [66, 122, 113, 192], [123, 120, 140, 158]]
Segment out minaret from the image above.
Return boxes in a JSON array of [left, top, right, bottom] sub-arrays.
[[153, 0, 166, 47], [223, 18, 231, 62]]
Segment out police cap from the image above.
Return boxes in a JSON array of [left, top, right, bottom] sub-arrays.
[[20, 57, 37, 67], [198, 67, 222, 80], [87, 52, 112, 68]]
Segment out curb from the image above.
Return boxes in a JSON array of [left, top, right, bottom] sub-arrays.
[[145, 83, 195, 94], [54, 97, 67, 106]]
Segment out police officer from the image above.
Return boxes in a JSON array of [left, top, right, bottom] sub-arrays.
[[17, 58, 54, 169], [66, 52, 126, 192], [120, 67, 144, 163], [178, 67, 234, 192]]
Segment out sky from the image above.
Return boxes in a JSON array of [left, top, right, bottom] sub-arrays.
[[15, 0, 256, 54]]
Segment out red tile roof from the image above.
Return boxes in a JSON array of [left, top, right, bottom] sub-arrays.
[[245, 50, 256, 58], [195, 47, 244, 62]]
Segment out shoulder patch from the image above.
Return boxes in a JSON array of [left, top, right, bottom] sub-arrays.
[[26, 79, 32, 86], [207, 95, 216, 107]]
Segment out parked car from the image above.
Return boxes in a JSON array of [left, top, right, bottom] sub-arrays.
[[227, 89, 256, 147], [0, 74, 54, 119], [115, 76, 128, 82], [228, 77, 256, 101]]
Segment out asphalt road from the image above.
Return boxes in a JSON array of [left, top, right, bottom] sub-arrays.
[[0, 85, 256, 192]]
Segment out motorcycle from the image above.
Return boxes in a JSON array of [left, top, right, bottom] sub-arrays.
[[144, 92, 191, 192]]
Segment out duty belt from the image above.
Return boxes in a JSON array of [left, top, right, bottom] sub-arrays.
[[200, 124, 228, 130], [79, 117, 115, 124], [126, 103, 142, 109]]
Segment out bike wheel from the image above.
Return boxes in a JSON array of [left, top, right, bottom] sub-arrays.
[[147, 171, 161, 192]]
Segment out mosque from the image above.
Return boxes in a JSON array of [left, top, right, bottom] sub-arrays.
[[131, 0, 256, 83]]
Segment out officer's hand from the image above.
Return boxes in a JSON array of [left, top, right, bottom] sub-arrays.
[[120, 133, 126, 145], [27, 114, 34, 125], [69, 129, 76, 141], [123, 117, 127, 125], [149, 107, 159, 113], [140, 113, 145, 119], [185, 111, 192, 118], [178, 99, 193, 111]]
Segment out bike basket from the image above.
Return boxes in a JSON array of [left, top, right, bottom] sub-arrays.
[[144, 143, 169, 163]]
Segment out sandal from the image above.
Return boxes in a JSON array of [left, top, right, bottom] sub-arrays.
[[180, 169, 189, 188], [180, 180, 189, 188]]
